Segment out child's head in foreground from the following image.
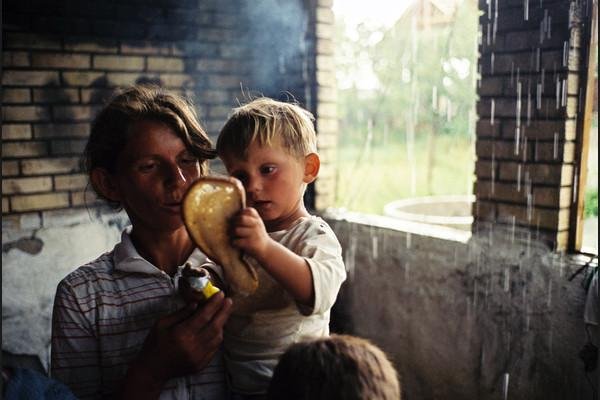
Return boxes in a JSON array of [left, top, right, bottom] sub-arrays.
[[267, 334, 401, 400], [216, 98, 320, 229]]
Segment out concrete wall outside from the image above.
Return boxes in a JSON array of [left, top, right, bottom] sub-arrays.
[[327, 215, 597, 400]]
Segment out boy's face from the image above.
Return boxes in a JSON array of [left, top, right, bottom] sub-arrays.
[[222, 139, 316, 231]]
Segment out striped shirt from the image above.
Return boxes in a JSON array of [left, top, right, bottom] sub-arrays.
[[50, 228, 228, 400]]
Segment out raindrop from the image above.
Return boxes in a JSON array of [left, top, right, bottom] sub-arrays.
[[517, 164, 522, 191], [372, 236, 378, 260], [491, 155, 496, 195], [553, 132, 559, 159], [502, 372, 510, 400], [493, 0, 498, 43], [383, 123, 389, 146], [562, 41, 568, 67], [547, 16, 552, 39], [278, 55, 286, 74], [510, 62, 515, 86], [561, 78, 567, 107], [511, 215, 516, 242], [572, 166, 579, 204], [527, 192, 533, 221], [536, 82, 542, 109], [524, 0, 529, 20], [541, 68, 545, 91], [504, 267, 510, 292], [515, 82, 522, 150], [536, 48, 541, 71], [491, 99, 495, 125], [559, 258, 564, 277], [527, 85, 532, 125], [406, 232, 411, 249], [487, 22, 492, 46], [466, 297, 472, 323], [491, 52, 495, 74], [345, 236, 357, 280], [555, 75, 560, 109]]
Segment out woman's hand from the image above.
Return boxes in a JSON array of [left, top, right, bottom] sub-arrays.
[[118, 292, 232, 399]]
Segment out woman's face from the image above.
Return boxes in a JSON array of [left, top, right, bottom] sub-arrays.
[[111, 119, 202, 234]]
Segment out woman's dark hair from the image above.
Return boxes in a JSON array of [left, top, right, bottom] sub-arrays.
[[84, 85, 216, 207]]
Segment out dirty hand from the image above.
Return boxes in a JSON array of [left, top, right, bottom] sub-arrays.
[[128, 292, 232, 385]]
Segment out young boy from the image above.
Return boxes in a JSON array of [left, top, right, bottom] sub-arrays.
[[214, 97, 347, 397], [267, 334, 401, 400]]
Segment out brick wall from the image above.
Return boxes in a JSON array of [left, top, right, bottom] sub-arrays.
[[2, 0, 338, 224], [313, 0, 338, 210], [474, 0, 592, 251]]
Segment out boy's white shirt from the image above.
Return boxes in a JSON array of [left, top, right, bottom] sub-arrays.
[[204, 215, 347, 395]]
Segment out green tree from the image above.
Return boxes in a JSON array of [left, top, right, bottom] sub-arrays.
[[335, 0, 479, 199]]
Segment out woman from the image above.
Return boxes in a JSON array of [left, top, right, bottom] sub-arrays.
[[51, 85, 232, 399]]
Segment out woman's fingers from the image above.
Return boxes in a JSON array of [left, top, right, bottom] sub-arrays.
[[157, 302, 198, 328], [184, 291, 231, 333]]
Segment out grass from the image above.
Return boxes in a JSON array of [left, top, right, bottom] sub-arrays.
[[585, 189, 598, 217], [334, 135, 475, 214]]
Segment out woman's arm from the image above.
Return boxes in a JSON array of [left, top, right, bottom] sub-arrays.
[[51, 282, 102, 399], [116, 292, 233, 400]]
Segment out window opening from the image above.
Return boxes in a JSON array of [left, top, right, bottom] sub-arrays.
[[332, 0, 479, 231]]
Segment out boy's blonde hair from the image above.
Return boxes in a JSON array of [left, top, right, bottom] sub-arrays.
[[217, 97, 317, 160], [267, 334, 401, 400]]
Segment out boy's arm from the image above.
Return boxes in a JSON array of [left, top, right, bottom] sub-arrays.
[[254, 239, 315, 306], [231, 207, 314, 306]]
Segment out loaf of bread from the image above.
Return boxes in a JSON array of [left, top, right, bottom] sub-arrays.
[[182, 176, 258, 296]]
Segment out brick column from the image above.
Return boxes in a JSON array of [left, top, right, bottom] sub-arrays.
[[474, 0, 590, 251], [312, 0, 338, 211]]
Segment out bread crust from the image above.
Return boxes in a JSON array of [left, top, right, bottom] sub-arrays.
[[182, 176, 258, 295]]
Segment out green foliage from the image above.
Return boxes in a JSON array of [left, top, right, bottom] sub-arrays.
[[335, 135, 475, 214], [584, 189, 598, 217], [336, 1, 480, 148], [334, 0, 480, 213]]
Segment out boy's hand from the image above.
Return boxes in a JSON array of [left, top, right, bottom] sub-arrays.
[[230, 207, 272, 260]]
